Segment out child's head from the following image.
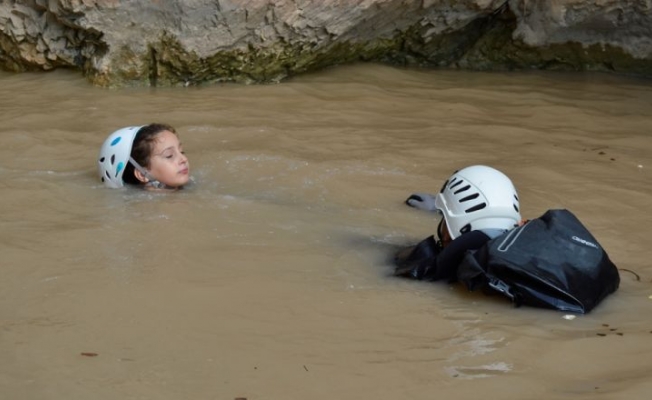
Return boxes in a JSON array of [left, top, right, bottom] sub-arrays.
[[434, 165, 521, 241], [98, 123, 190, 189]]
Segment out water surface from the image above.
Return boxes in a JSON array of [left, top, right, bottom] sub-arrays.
[[1, 65, 651, 400]]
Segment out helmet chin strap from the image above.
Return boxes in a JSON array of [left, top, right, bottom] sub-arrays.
[[128, 157, 166, 189], [435, 219, 445, 249]]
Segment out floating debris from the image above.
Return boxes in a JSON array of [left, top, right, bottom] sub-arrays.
[[618, 268, 640, 281], [80, 352, 98, 357], [562, 314, 576, 320]]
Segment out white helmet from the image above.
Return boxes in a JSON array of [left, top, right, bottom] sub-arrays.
[[97, 126, 143, 188], [435, 165, 521, 239]]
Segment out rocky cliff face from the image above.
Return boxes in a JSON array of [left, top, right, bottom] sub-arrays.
[[1, 0, 651, 87]]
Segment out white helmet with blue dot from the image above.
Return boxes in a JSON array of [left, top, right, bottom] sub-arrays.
[[97, 126, 143, 188]]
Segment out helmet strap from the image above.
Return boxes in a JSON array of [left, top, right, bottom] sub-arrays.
[[435, 219, 445, 249], [128, 157, 166, 189], [436, 219, 454, 248]]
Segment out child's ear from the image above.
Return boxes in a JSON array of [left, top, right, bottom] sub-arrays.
[[133, 168, 149, 183]]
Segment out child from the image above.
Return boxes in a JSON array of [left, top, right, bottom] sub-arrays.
[[395, 165, 522, 281], [98, 123, 190, 190]]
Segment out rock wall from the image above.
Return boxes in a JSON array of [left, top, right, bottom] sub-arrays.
[[1, 0, 651, 87]]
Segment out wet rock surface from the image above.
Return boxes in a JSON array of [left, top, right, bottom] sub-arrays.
[[1, 0, 651, 87]]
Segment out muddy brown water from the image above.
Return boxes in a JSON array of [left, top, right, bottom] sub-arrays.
[[1, 64, 651, 400]]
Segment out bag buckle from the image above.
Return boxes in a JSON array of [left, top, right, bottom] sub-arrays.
[[488, 278, 515, 301]]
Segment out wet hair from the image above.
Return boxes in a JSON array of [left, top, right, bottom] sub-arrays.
[[123, 123, 178, 185]]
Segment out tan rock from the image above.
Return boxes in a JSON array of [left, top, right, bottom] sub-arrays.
[[0, 0, 650, 86]]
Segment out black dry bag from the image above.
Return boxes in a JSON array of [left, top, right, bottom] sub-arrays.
[[457, 209, 620, 313]]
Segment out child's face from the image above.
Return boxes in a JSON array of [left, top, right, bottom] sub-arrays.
[[147, 130, 190, 188]]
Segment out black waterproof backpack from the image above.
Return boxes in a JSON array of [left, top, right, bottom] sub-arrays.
[[457, 209, 620, 313]]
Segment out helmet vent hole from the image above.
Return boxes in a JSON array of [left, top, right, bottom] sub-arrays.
[[453, 184, 470, 194], [449, 179, 463, 189], [439, 179, 449, 193], [460, 224, 471, 234], [465, 202, 486, 213], [110, 154, 115, 165], [99, 157, 105, 163], [459, 193, 479, 202], [514, 204, 519, 213], [105, 170, 111, 179]]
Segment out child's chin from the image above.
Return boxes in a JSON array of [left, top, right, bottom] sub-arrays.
[[176, 177, 191, 186]]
